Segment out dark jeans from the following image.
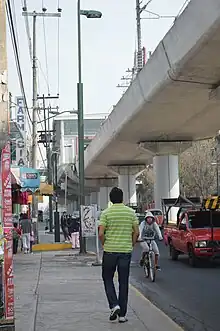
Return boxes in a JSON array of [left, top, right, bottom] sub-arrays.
[[13, 239, 18, 254], [102, 252, 131, 317]]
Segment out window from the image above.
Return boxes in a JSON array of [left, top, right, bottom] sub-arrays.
[[63, 118, 104, 136]]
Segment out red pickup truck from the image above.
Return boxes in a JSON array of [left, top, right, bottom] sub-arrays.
[[164, 209, 220, 266]]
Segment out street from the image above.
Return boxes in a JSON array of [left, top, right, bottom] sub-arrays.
[[130, 242, 220, 331]]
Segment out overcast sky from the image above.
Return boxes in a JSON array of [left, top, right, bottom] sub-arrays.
[[8, 0, 189, 115]]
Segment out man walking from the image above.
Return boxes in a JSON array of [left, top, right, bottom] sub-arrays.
[[20, 213, 32, 254], [99, 187, 139, 323]]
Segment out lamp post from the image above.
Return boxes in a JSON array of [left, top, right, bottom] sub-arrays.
[[77, 1, 102, 254]]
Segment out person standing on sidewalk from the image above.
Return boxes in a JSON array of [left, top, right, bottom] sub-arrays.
[[61, 212, 70, 242], [68, 216, 80, 249], [20, 213, 32, 254], [99, 187, 139, 323], [12, 222, 21, 254]]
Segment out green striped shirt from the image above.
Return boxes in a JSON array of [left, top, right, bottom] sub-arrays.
[[99, 203, 139, 253]]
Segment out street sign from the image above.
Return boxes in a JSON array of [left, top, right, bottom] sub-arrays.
[[81, 205, 96, 237]]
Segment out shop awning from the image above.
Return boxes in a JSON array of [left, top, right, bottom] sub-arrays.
[[11, 167, 21, 186], [38, 183, 54, 196], [11, 166, 40, 192]]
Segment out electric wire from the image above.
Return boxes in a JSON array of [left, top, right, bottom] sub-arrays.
[[57, 0, 60, 96], [6, 0, 32, 127], [21, 0, 32, 61], [42, 16, 50, 95], [8, 0, 47, 169]]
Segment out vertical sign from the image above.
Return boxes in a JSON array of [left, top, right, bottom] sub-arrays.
[[81, 205, 96, 237], [1, 142, 14, 321], [15, 97, 27, 166]]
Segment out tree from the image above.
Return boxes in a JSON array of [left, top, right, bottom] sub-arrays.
[[180, 139, 216, 197], [137, 167, 154, 207]]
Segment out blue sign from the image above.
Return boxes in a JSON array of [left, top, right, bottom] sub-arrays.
[[19, 167, 40, 192]]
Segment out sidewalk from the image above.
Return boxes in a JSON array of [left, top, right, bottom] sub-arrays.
[[14, 252, 183, 331]]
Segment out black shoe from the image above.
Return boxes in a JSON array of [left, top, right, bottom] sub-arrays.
[[139, 259, 144, 267], [109, 305, 120, 321], [156, 265, 161, 271]]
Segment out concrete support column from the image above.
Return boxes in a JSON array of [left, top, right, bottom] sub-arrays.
[[85, 195, 91, 206], [118, 174, 137, 205], [153, 155, 179, 221], [110, 165, 145, 206], [90, 191, 99, 205], [99, 187, 112, 210]]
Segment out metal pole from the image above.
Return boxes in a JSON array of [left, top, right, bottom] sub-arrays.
[[32, 13, 39, 242], [47, 106, 53, 232], [77, 0, 86, 254], [136, 0, 142, 72], [54, 152, 60, 242], [64, 172, 67, 211]]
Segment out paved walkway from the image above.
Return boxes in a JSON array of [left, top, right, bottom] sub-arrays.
[[14, 251, 183, 331]]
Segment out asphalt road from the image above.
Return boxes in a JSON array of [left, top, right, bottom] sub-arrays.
[[130, 242, 220, 331]]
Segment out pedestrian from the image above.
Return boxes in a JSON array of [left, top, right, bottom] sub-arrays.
[[61, 212, 70, 242], [12, 222, 21, 254], [68, 216, 80, 249], [99, 187, 139, 323], [30, 229, 34, 254], [20, 213, 32, 254]]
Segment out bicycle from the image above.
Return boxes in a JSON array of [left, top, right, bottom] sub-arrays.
[[143, 238, 156, 282]]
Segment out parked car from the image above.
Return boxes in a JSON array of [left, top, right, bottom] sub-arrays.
[[164, 210, 220, 266]]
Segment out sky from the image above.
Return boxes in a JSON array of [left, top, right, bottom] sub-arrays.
[[7, 0, 190, 117]]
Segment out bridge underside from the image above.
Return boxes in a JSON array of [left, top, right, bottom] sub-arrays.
[[84, 0, 220, 178]]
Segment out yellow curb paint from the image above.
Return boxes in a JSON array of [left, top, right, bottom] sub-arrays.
[[114, 272, 183, 331], [32, 243, 72, 252]]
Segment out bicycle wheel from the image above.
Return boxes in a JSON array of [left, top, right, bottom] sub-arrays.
[[143, 255, 150, 278], [149, 251, 156, 282]]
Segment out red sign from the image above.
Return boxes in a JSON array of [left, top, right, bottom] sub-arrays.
[[1, 142, 14, 320], [2, 143, 13, 229]]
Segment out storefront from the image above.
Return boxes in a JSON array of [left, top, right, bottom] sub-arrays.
[[11, 166, 40, 217]]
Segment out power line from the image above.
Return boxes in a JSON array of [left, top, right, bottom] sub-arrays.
[[21, 0, 32, 61], [7, 0, 47, 170], [42, 14, 50, 94], [6, 0, 32, 126]]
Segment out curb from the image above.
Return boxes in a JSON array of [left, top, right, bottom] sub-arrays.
[[129, 284, 184, 330], [114, 272, 183, 331], [32, 243, 72, 252]]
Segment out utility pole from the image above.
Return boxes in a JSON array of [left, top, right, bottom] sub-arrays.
[[136, 0, 143, 72], [22, 8, 61, 242], [38, 95, 59, 233]]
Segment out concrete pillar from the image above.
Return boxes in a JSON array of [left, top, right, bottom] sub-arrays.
[[110, 166, 145, 206], [118, 174, 137, 205], [60, 120, 65, 164], [153, 155, 179, 221], [91, 191, 99, 205], [85, 195, 91, 206], [99, 187, 111, 210]]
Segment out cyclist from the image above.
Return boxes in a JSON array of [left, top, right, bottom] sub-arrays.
[[139, 211, 163, 270]]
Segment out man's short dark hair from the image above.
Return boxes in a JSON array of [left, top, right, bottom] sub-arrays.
[[109, 187, 123, 204]]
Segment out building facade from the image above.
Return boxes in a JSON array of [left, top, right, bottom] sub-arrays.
[[53, 113, 108, 165]]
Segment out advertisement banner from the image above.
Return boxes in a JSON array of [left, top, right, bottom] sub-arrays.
[[1, 142, 14, 321], [15, 97, 27, 166], [81, 205, 96, 237], [20, 167, 40, 192]]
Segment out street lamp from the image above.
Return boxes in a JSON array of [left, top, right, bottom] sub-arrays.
[[77, 1, 102, 254], [37, 110, 77, 124]]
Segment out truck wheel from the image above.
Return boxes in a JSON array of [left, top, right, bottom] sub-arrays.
[[188, 245, 198, 267], [170, 243, 178, 261]]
